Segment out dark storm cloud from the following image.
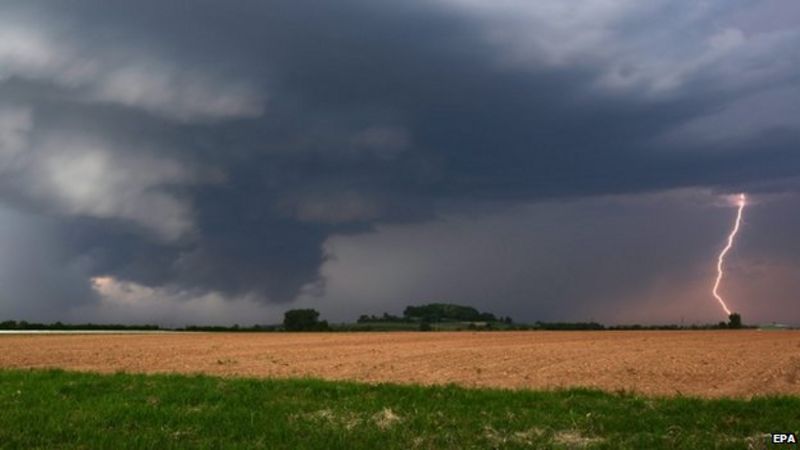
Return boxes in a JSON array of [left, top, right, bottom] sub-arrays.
[[310, 191, 736, 323], [0, 206, 97, 321], [1, 0, 800, 320]]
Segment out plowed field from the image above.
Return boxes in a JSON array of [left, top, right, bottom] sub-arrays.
[[2, 330, 798, 397]]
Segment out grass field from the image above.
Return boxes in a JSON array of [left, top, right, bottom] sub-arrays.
[[1, 369, 796, 449]]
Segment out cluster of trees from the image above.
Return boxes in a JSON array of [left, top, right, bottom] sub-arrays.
[[403, 303, 506, 323], [355, 303, 514, 331]]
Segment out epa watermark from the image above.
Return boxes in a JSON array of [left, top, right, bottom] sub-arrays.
[[771, 433, 797, 445]]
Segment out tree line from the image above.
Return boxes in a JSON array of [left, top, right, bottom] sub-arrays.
[[0, 309, 748, 332]]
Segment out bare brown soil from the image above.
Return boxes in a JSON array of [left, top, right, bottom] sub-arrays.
[[2, 331, 799, 397]]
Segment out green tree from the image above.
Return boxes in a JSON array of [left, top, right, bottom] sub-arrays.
[[728, 313, 742, 329], [283, 309, 327, 331]]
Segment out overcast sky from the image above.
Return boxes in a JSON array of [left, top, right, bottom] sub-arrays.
[[1, 0, 799, 326]]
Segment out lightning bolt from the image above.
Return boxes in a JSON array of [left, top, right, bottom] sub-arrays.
[[712, 193, 746, 317]]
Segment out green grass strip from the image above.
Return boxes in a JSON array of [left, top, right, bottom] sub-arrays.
[[1, 369, 797, 449]]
